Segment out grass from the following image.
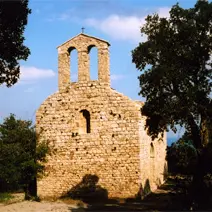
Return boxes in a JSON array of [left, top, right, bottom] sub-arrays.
[[0, 192, 14, 203]]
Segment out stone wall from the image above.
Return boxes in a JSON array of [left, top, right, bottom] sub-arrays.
[[36, 81, 166, 199], [36, 33, 167, 200], [138, 112, 167, 193], [58, 33, 110, 90]]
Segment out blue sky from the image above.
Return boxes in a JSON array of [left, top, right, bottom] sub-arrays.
[[0, 0, 199, 140]]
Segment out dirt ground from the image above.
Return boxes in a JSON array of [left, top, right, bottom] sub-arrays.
[[0, 187, 173, 212], [0, 192, 87, 212], [0, 177, 199, 212], [0, 201, 84, 212]]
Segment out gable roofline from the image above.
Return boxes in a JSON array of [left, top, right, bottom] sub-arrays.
[[57, 33, 110, 49]]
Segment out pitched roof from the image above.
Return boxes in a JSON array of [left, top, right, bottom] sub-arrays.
[[57, 33, 110, 48]]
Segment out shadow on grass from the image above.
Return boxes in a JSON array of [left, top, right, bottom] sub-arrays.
[[0, 193, 14, 203]]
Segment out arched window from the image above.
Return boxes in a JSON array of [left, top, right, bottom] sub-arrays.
[[150, 143, 155, 158], [68, 47, 78, 82], [79, 110, 91, 134], [88, 45, 98, 80], [150, 142, 155, 182]]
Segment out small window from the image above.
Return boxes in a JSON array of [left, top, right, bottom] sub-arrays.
[[150, 143, 154, 158], [79, 110, 90, 134]]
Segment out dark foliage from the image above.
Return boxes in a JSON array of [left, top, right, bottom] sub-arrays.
[[132, 0, 212, 207], [0, 0, 31, 86], [167, 132, 198, 175], [132, 0, 212, 149], [0, 114, 49, 199]]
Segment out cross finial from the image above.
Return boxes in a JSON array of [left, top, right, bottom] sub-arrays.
[[81, 27, 85, 33]]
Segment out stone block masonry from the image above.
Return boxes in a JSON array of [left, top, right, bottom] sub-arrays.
[[36, 33, 167, 200]]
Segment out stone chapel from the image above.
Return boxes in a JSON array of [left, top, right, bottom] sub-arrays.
[[36, 33, 167, 199]]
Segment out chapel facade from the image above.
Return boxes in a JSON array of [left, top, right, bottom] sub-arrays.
[[36, 33, 167, 199]]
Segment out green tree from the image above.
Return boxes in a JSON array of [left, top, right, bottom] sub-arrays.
[[0, 0, 31, 86], [132, 0, 212, 207], [0, 114, 49, 199], [167, 132, 197, 175]]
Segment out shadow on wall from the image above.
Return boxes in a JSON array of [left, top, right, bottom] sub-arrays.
[[68, 177, 197, 211], [137, 163, 168, 200], [64, 175, 153, 204], [66, 170, 201, 211], [136, 179, 151, 200], [63, 164, 169, 204], [155, 163, 169, 188], [63, 174, 108, 203]]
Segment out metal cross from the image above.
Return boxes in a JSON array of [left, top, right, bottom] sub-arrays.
[[81, 27, 85, 33]]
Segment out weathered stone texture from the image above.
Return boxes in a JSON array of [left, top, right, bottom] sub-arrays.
[[58, 33, 110, 89], [36, 33, 167, 200]]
